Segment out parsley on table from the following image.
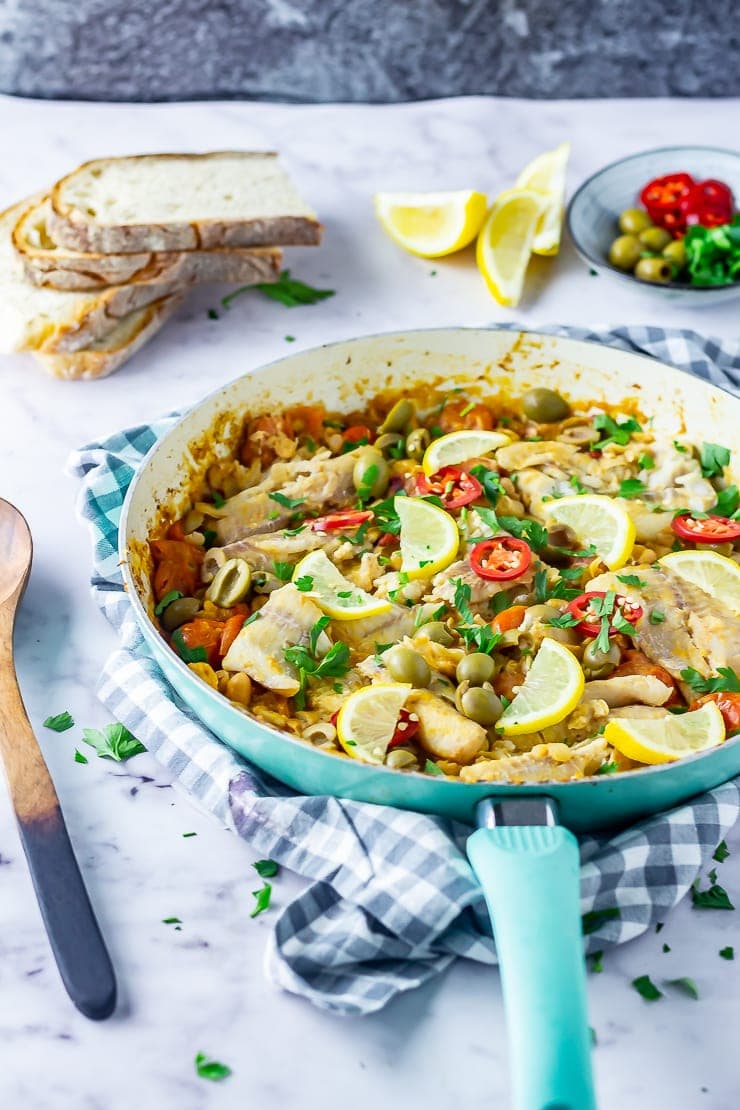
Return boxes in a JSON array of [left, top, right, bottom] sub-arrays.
[[570, 474, 587, 494], [617, 573, 647, 588], [82, 723, 146, 762], [618, 478, 646, 499], [272, 560, 294, 582], [632, 975, 663, 1001], [250, 882, 273, 918], [162, 916, 182, 926], [207, 308, 219, 320], [666, 977, 699, 1000], [268, 491, 306, 511], [194, 1053, 232, 1082], [714, 484, 740, 517], [581, 906, 620, 935], [713, 840, 730, 863], [592, 412, 642, 449], [154, 590, 183, 616], [182, 832, 197, 838], [662, 943, 671, 953], [680, 666, 740, 697], [44, 711, 74, 732], [295, 575, 314, 592], [222, 269, 334, 309], [590, 950, 604, 973], [74, 750, 88, 764], [700, 442, 731, 478], [171, 628, 208, 664], [424, 759, 445, 776], [691, 877, 735, 910], [720, 946, 734, 960], [253, 859, 279, 878]]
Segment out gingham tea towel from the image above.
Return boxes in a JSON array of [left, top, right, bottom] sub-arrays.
[[69, 325, 740, 1015]]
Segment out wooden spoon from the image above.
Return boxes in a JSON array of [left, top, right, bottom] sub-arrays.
[[0, 499, 116, 1020]]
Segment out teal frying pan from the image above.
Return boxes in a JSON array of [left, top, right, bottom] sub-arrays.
[[121, 329, 740, 1110]]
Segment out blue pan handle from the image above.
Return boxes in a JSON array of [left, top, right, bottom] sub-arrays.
[[466, 799, 596, 1110]]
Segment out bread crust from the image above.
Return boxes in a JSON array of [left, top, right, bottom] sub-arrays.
[[49, 152, 322, 253]]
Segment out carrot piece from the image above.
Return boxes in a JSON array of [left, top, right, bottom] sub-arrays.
[[492, 605, 527, 634], [219, 613, 247, 658]]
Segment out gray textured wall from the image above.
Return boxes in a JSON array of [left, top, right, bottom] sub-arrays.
[[0, 0, 737, 102]]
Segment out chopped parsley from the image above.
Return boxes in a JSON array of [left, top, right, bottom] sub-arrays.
[[617, 573, 647, 587], [666, 977, 699, 1000], [618, 478, 646, 499], [490, 590, 513, 616], [691, 877, 735, 910], [171, 627, 208, 663], [570, 474, 587, 494], [474, 506, 548, 552], [649, 610, 666, 625], [632, 975, 663, 1001], [638, 452, 655, 470], [182, 832, 197, 838], [713, 840, 730, 863], [469, 465, 503, 506], [372, 495, 402, 536], [680, 666, 740, 696], [452, 579, 475, 623], [460, 401, 476, 418], [81, 723, 146, 762], [714, 484, 740, 518], [250, 882, 273, 918], [547, 611, 581, 630], [202, 529, 217, 549], [590, 950, 604, 973], [44, 711, 74, 732], [592, 412, 642, 448], [268, 491, 306, 511], [581, 906, 620, 935], [253, 859, 279, 878], [595, 761, 619, 776], [355, 463, 379, 504], [195, 1053, 232, 1082], [74, 750, 88, 764], [295, 575, 314, 592], [424, 759, 445, 776], [154, 589, 183, 616], [212, 490, 226, 509], [720, 946, 734, 960], [222, 269, 334, 309], [700, 442, 730, 478], [673, 440, 688, 453], [272, 560, 294, 582], [458, 624, 501, 655], [283, 637, 351, 709], [162, 916, 182, 926], [662, 942, 671, 953]]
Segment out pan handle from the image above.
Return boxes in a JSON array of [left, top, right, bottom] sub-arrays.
[[467, 802, 596, 1110]]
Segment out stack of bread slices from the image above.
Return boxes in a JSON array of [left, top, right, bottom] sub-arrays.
[[1, 152, 321, 380]]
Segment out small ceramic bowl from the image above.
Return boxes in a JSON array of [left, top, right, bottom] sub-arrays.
[[567, 145, 740, 305]]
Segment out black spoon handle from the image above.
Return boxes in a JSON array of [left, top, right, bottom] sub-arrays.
[[0, 660, 117, 1020]]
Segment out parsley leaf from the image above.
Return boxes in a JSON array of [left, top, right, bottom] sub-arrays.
[[309, 616, 331, 656], [81, 723, 146, 762], [74, 750, 88, 764], [250, 882, 273, 918], [618, 478, 646, 499], [617, 573, 647, 587], [268, 491, 306, 510], [469, 464, 503, 506], [474, 506, 548, 552], [154, 589, 183, 616], [593, 412, 642, 448], [452, 579, 475, 623], [44, 711, 74, 732], [195, 1053, 232, 1082], [713, 840, 730, 863], [714, 484, 740, 517], [581, 906, 620, 935], [272, 560, 294, 582], [212, 490, 226, 509], [547, 611, 581, 630], [720, 946, 735, 960], [700, 442, 731, 478], [424, 759, 445, 776], [590, 950, 604, 973], [611, 610, 637, 638], [171, 628, 208, 664], [638, 452, 655, 470], [666, 977, 699, 1000], [632, 974, 663, 1001], [253, 859, 279, 878], [295, 575, 314, 592], [595, 761, 619, 776], [691, 877, 735, 910], [162, 916, 182, 926], [355, 463, 379, 504], [680, 666, 740, 696], [457, 624, 501, 654], [649, 610, 666, 625], [223, 269, 335, 309]]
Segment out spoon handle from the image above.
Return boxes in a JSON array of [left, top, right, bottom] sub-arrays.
[[0, 663, 117, 1020]]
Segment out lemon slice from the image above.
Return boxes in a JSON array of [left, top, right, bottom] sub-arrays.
[[498, 638, 584, 736], [374, 190, 488, 258], [515, 142, 570, 256], [292, 550, 392, 621], [336, 683, 411, 763], [543, 494, 635, 571], [422, 429, 511, 476], [660, 549, 740, 616], [604, 701, 725, 765], [395, 495, 459, 579], [475, 188, 547, 307]]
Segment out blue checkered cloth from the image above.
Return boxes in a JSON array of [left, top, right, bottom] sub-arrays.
[[69, 326, 740, 1015]]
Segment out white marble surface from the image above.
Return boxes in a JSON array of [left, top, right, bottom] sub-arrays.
[[1, 93, 739, 1110]]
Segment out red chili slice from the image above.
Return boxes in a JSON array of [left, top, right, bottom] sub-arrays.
[[342, 424, 374, 445], [671, 513, 740, 543], [679, 179, 734, 228], [416, 466, 483, 509], [640, 173, 695, 231], [387, 708, 421, 749], [311, 510, 374, 533], [470, 537, 532, 581], [565, 591, 643, 638]]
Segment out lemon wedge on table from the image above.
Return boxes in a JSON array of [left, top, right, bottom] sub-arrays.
[[336, 683, 412, 764], [422, 429, 511, 476], [476, 188, 547, 307], [660, 549, 740, 616], [515, 142, 570, 256], [604, 701, 726, 765], [498, 638, 585, 736], [543, 494, 635, 571], [395, 495, 459, 579], [373, 190, 488, 258], [292, 550, 391, 621]]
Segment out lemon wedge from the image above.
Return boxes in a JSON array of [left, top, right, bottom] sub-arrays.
[[422, 429, 511, 476], [395, 495, 459, 579], [515, 142, 570, 256], [373, 190, 488, 258], [543, 494, 635, 571], [292, 550, 391, 621], [475, 188, 547, 307], [498, 638, 585, 736], [336, 683, 412, 763], [660, 549, 740, 616], [604, 701, 725, 765]]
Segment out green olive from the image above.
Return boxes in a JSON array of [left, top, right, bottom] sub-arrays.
[[252, 571, 282, 595], [460, 686, 503, 726], [638, 226, 672, 252], [352, 447, 390, 498], [379, 398, 414, 434], [618, 208, 653, 235], [456, 652, 496, 686], [521, 387, 571, 423], [422, 621, 455, 646], [206, 557, 252, 607], [160, 596, 200, 632], [582, 638, 621, 679], [385, 646, 431, 687], [374, 432, 405, 455], [662, 239, 687, 270], [406, 427, 431, 461], [608, 234, 643, 271], [634, 257, 673, 285]]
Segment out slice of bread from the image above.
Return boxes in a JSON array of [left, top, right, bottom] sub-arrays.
[[48, 152, 322, 253], [0, 198, 189, 354], [33, 294, 184, 380], [14, 197, 283, 291]]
